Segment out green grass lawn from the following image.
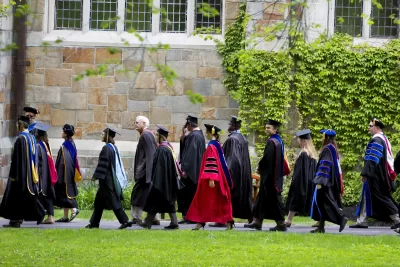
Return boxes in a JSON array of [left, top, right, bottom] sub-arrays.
[[0, 229, 399, 266]]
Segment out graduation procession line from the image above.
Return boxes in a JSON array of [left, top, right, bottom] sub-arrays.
[[0, 218, 398, 236]]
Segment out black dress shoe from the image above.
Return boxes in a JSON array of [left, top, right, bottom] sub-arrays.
[[339, 217, 348, 232], [119, 221, 133, 229], [3, 223, 21, 228], [310, 228, 325, 233], [139, 222, 151, 229], [85, 224, 99, 229], [164, 224, 179, 230], [56, 217, 70, 223], [391, 223, 400, 229], [349, 224, 368, 229], [269, 224, 287, 232], [209, 223, 227, 227], [178, 219, 186, 224], [244, 222, 262, 230]]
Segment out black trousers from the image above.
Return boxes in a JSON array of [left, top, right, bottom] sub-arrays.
[[40, 195, 54, 216], [89, 202, 129, 227], [177, 178, 197, 217]]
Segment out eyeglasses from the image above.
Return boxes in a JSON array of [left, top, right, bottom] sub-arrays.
[[368, 125, 373, 128]]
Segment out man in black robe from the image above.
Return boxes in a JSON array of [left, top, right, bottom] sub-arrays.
[[0, 116, 45, 228], [86, 128, 131, 229], [210, 116, 252, 227], [245, 119, 287, 231], [141, 125, 180, 229], [177, 115, 206, 224], [130, 116, 158, 225], [350, 119, 400, 229]]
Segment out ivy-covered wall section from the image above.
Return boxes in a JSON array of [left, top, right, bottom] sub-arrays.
[[218, 4, 400, 206]]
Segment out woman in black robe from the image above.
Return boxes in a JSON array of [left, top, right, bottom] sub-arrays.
[[35, 122, 56, 224], [285, 129, 317, 227], [310, 129, 347, 233], [141, 125, 180, 229], [54, 124, 80, 222]]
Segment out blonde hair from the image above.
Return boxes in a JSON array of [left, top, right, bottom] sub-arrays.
[[298, 138, 318, 160]]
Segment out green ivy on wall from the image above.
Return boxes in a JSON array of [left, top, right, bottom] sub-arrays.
[[218, 4, 400, 205]]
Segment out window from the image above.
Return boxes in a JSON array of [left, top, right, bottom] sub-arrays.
[[125, 0, 152, 32], [370, 0, 399, 37], [52, 0, 223, 35], [160, 0, 187, 33], [55, 0, 83, 30], [195, 0, 222, 32], [90, 0, 118, 31], [334, 0, 363, 37]]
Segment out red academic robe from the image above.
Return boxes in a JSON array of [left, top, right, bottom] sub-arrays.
[[186, 141, 233, 224]]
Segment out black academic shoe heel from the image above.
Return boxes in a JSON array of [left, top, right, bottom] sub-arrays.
[[226, 221, 235, 230], [192, 223, 205, 230]]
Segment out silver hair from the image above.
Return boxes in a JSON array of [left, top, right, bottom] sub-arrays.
[[136, 116, 150, 128]]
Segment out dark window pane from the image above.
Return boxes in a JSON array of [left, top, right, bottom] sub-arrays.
[[371, 0, 399, 38], [334, 0, 363, 37], [55, 0, 83, 30], [195, 0, 222, 33]]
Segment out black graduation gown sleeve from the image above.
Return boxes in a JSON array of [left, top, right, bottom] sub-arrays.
[[285, 152, 317, 214], [134, 131, 157, 184], [181, 130, 206, 184]]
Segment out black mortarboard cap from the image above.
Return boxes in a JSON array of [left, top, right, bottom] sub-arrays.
[[156, 124, 169, 138], [266, 118, 282, 127], [186, 114, 198, 125], [104, 127, 120, 138], [24, 106, 39, 115], [34, 122, 51, 132], [229, 115, 242, 124], [204, 124, 222, 135], [18, 115, 30, 124], [63, 124, 75, 136], [296, 129, 311, 139], [373, 118, 385, 129]]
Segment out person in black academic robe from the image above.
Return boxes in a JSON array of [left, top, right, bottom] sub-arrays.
[[177, 115, 206, 224], [130, 116, 158, 225], [86, 128, 131, 229], [244, 119, 287, 232], [284, 129, 317, 227], [211, 116, 252, 226], [0, 116, 45, 228], [24, 106, 39, 134], [54, 124, 81, 222], [141, 125, 180, 229], [310, 129, 347, 233], [349, 119, 400, 230], [35, 122, 56, 224]]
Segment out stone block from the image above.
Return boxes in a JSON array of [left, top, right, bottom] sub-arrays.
[[150, 107, 171, 124], [108, 95, 127, 111], [127, 100, 150, 111], [166, 50, 182, 61], [144, 50, 166, 66], [77, 110, 94, 122], [0, 92, 4, 102], [211, 82, 227, 96], [199, 50, 222, 67], [216, 108, 238, 120], [93, 106, 107, 123], [203, 96, 228, 108], [63, 63, 72, 69], [88, 88, 107, 105], [115, 82, 130, 94], [82, 123, 108, 139], [60, 93, 87, 110], [96, 48, 122, 64], [156, 78, 184, 96], [202, 108, 216, 120], [27, 73, 44, 86], [88, 76, 114, 89], [123, 60, 143, 71], [129, 89, 155, 101], [198, 67, 222, 79], [45, 69, 71, 87], [36, 104, 52, 120], [122, 48, 145, 61], [228, 97, 239, 108], [168, 62, 198, 79], [51, 110, 76, 126], [27, 47, 46, 58], [192, 79, 212, 95], [115, 69, 137, 82], [225, 2, 241, 20], [247, 2, 264, 20], [171, 113, 188, 124], [86, 157, 99, 168], [171, 96, 201, 113], [35, 68, 45, 74], [26, 58, 35, 73], [27, 14, 43, 31], [134, 72, 156, 89], [33, 86, 61, 103], [263, 2, 286, 20], [182, 50, 201, 61], [31, 0, 45, 14], [72, 77, 89, 92], [121, 111, 149, 129], [63, 48, 95, 64], [115, 128, 138, 141], [107, 111, 121, 123], [35, 56, 63, 69], [72, 63, 97, 75]]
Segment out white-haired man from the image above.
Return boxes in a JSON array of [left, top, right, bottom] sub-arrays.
[[130, 116, 158, 225]]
